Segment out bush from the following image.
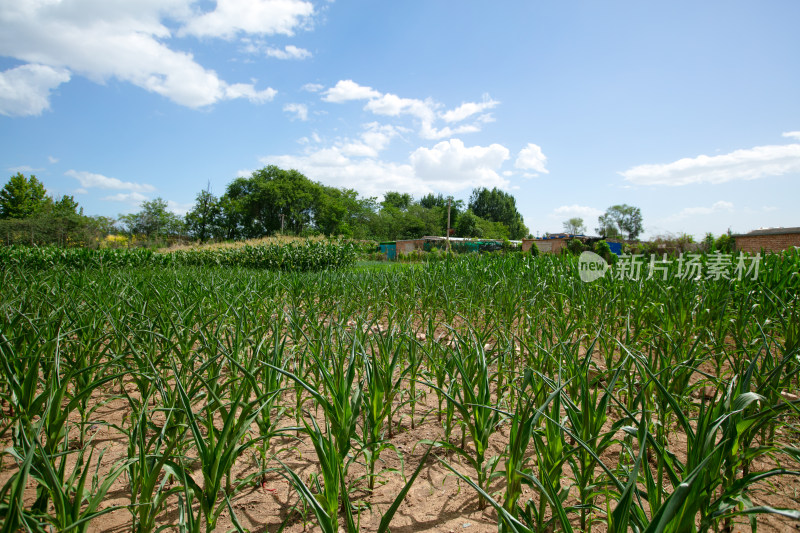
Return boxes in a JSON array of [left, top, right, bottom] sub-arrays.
[[529, 241, 540, 257], [594, 240, 612, 261], [715, 233, 734, 254], [567, 238, 584, 255]]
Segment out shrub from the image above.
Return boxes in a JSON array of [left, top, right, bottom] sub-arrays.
[[567, 238, 584, 255], [594, 239, 611, 261]]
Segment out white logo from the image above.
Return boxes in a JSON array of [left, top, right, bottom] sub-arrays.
[[578, 251, 608, 282]]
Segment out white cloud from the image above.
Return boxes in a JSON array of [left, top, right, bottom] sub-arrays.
[[66, 170, 155, 192], [47, 155, 58, 164], [265, 45, 311, 60], [179, 0, 314, 39], [266, 150, 416, 197], [440, 95, 499, 123], [359, 122, 405, 152], [621, 143, 800, 186], [782, 131, 800, 140], [0, 64, 70, 116], [322, 80, 381, 102], [409, 139, 510, 191], [364, 93, 436, 123], [224, 83, 276, 103], [551, 205, 603, 219], [419, 122, 480, 140], [668, 200, 734, 220], [515, 143, 549, 175], [301, 82, 324, 92], [261, 138, 512, 198], [102, 192, 149, 204], [321, 79, 497, 140], [283, 102, 308, 120], [8, 165, 42, 173], [0, 1, 281, 109]]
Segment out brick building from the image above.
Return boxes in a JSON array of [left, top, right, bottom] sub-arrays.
[[734, 227, 800, 253]]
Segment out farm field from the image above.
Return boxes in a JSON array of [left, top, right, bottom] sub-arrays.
[[1, 250, 799, 532]]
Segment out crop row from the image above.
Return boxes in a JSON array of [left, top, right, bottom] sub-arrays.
[[0, 252, 798, 532], [0, 239, 357, 271]]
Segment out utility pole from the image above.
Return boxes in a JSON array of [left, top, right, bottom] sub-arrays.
[[447, 196, 451, 254]]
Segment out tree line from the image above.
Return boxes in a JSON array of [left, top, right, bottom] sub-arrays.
[[0, 168, 531, 247], [0, 173, 114, 246]]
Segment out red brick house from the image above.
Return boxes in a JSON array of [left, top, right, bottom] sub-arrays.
[[734, 227, 800, 253]]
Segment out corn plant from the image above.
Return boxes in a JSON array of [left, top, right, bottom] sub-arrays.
[[171, 353, 275, 533], [426, 335, 501, 508]]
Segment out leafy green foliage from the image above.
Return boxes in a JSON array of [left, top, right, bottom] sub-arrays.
[[597, 204, 643, 239], [562, 217, 586, 234], [117, 197, 185, 240], [0, 240, 357, 271], [468, 187, 528, 239], [0, 173, 48, 219]]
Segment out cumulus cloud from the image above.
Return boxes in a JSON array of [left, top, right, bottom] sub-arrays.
[[261, 138, 512, 198], [265, 45, 311, 60], [179, 0, 314, 39], [515, 143, 549, 176], [364, 93, 436, 122], [621, 142, 800, 186], [283, 102, 308, 120], [409, 139, 510, 191], [266, 150, 416, 198], [0, 1, 288, 109], [322, 80, 382, 102], [321, 79, 498, 140], [66, 170, 155, 192], [782, 131, 800, 140], [224, 83, 276, 103], [0, 64, 70, 116]]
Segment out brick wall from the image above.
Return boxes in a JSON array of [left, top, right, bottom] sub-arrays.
[[522, 238, 567, 254], [735, 233, 800, 253], [396, 239, 423, 254]]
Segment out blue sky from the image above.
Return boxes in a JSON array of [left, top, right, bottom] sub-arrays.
[[1, 0, 799, 239]]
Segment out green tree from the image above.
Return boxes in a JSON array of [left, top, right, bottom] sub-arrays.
[[0, 173, 49, 219], [223, 166, 322, 238], [316, 187, 377, 238], [597, 204, 643, 240], [563, 217, 586, 234], [596, 213, 622, 239], [419, 193, 462, 234], [454, 209, 482, 238], [185, 186, 220, 243], [468, 187, 528, 239], [381, 191, 413, 211], [715, 232, 734, 253], [119, 198, 184, 240]]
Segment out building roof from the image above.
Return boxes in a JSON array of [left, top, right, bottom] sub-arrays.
[[733, 227, 800, 237]]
